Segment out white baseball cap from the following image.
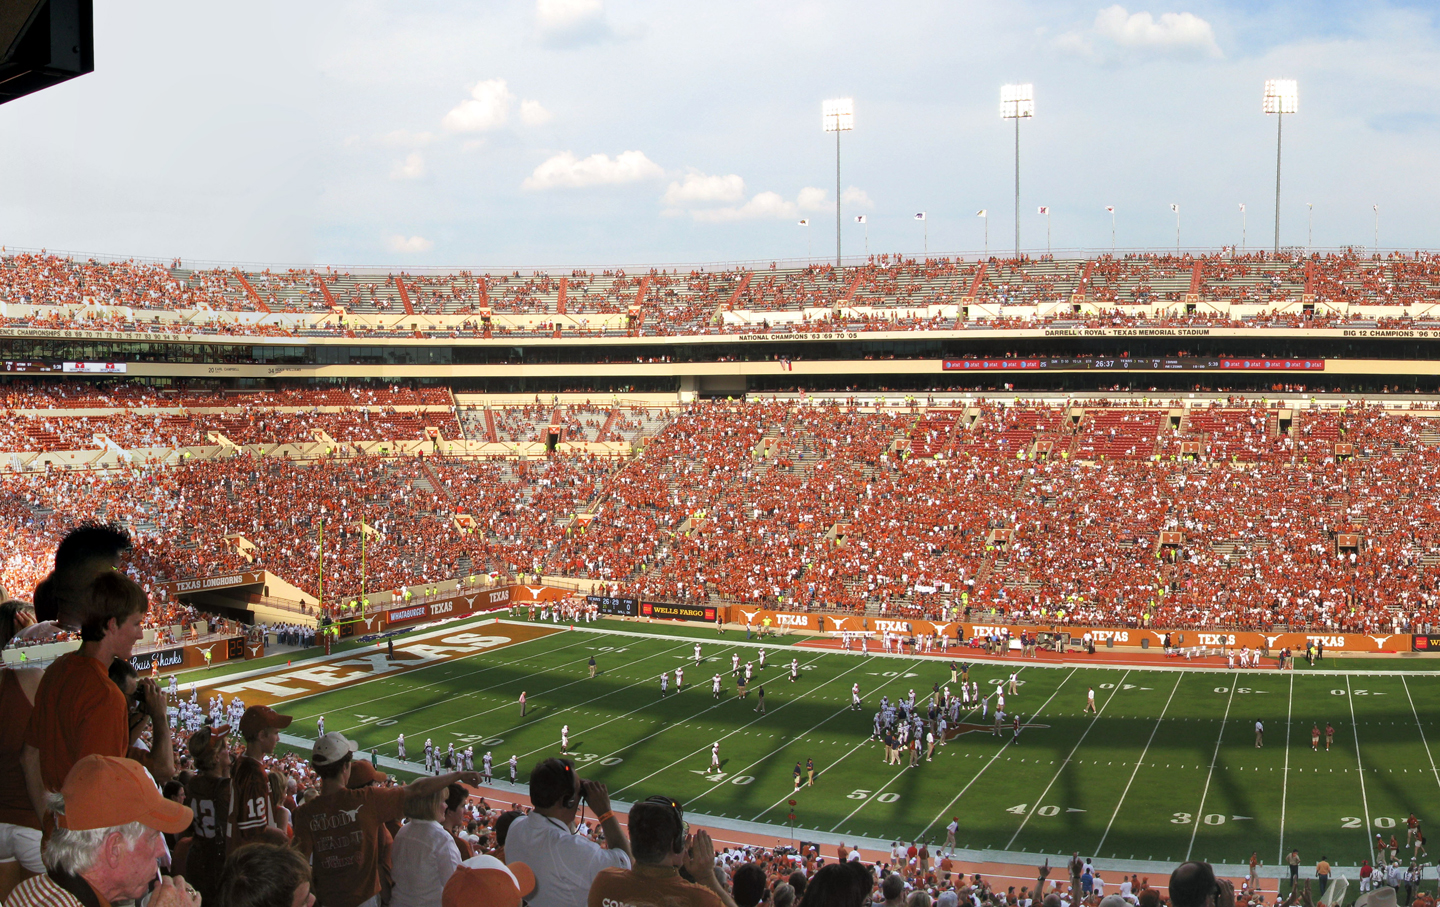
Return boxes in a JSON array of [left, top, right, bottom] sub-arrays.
[[313, 731, 359, 766]]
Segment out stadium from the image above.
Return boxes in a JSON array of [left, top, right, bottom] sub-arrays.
[[6, 5, 1440, 907]]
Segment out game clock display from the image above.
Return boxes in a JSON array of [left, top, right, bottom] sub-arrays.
[[587, 594, 638, 617]]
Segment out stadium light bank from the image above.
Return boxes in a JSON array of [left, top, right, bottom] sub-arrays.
[[1263, 78, 1298, 255], [1001, 83, 1034, 260], [822, 97, 854, 271]]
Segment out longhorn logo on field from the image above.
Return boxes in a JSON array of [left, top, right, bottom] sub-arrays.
[[464, 596, 477, 608], [931, 622, 953, 636], [825, 616, 846, 631], [1263, 635, 1283, 648], [1368, 635, 1396, 648], [740, 609, 759, 625]]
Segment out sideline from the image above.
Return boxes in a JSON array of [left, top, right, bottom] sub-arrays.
[[506, 620, 1440, 676]]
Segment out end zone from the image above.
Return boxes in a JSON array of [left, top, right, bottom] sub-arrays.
[[204, 620, 561, 707]]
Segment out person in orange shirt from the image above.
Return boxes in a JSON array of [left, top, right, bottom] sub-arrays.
[[293, 733, 483, 907], [22, 572, 151, 818]]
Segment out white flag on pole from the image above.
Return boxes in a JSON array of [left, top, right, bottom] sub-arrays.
[[976, 209, 987, 217], [914, 212, 926, 221], [798, 219, 809, 226], [1105, 206, 1114, 213], [1239, 203, 1246, 212], [1170, 204, 1179, 212], [854, 215, 867, 224], [1038, 206, 1049, 215]]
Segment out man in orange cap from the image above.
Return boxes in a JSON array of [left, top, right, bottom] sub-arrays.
[[6, 754, 196, 907], [229, 705, 292, 853]]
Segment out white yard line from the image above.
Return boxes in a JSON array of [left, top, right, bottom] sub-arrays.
[[393, 637, 721, 745], [1095, 670, 1184, 856], [743, 668, 998, 822], [1278, 672, 1294, 867], [1346, 674, 1375, 863], [605, 651, 866, 798], [313, 633, 597, 731], [502, 642, 754, 762], [1400, 675, 1440, 795], [1185, 680, 1237, 860], [913, 666, 1079, 841], [1005, 670, 1130, 850]]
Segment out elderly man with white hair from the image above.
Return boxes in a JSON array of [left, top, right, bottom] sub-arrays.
[[4, 755, 196, 907]]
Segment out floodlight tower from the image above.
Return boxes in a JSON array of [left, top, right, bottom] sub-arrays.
[[1000, 84, 1034, 259], [1263, 79, 1298, 254], [822, 98, 854, 269]]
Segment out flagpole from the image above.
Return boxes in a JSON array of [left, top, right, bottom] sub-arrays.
[[318, 517, 324, 616], [1110, 209, 1115, 254], [360, 515, 366, 611]]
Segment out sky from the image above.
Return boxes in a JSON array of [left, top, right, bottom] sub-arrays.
[[1, 0, 1439, 271]]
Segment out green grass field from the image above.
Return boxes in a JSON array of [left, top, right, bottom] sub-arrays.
[[271, 622, 1440, 872]]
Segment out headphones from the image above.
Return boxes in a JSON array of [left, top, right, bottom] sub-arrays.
[[561, 760, 581, 809], [645, 795, 687, 854]]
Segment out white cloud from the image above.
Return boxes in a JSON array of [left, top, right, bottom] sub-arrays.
[[461, 139, 487, 153], [386, 234, 434, 253], [691, 191, 799, 222], [536, 0, 612, 46], [1059, 5, 1221, 59], [662, 171, 745, 206], [797, 186, 829, 211], [842, 186, 873, 208], [378, 129, 434, 148], [390, 152, 425, 180], [522, 150, 664, 190], [442, 79, 515, 133], [520, 99, 553, 126]]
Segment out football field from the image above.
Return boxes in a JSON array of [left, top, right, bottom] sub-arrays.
[[272, 621, 1440, 871]]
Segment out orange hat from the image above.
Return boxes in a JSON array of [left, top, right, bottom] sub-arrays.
[[58, 755, 192, 833], [239, 705, 292, 738], [442, 854, 535, 907], [347, 759, 388, 789]]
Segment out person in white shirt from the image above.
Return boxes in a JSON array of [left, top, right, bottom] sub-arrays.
[[1119, 876, 1136, 904], [561, 726, 570, 754], [390, 784, 463, 907], [505, 758, 632, 907]]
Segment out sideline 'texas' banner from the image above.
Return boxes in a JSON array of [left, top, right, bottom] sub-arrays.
[[718, 607, 1407, 653]]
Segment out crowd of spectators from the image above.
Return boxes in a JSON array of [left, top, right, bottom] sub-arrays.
[[12, 250, 1440, 343], [0, 383, 459, 453], [10, 395, 1440, 632]]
